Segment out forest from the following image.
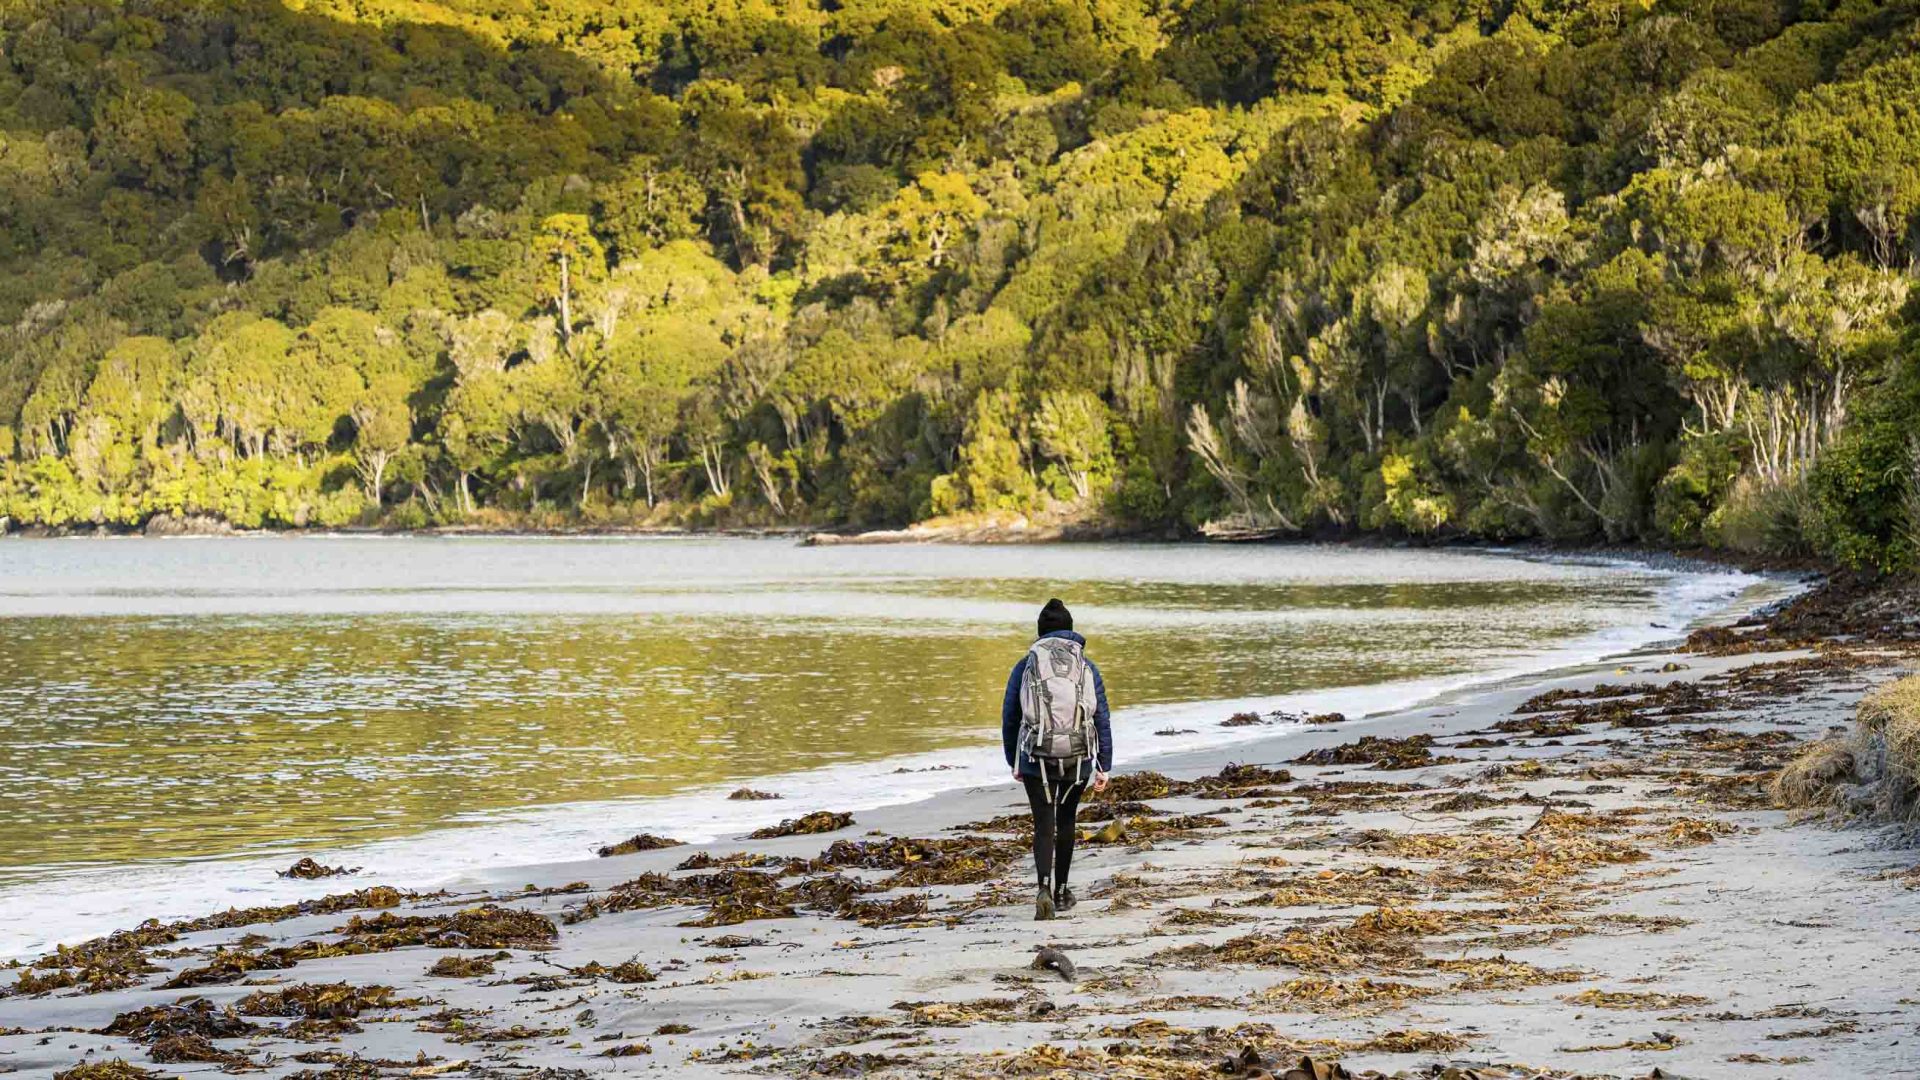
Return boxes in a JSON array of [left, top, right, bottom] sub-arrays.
[[1, 0, 1917, 570]]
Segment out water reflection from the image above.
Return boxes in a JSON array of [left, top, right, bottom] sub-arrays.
[[0, 538, 1667, 880]]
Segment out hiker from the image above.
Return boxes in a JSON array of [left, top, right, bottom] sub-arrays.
[[1003, 598, 1112, 920]]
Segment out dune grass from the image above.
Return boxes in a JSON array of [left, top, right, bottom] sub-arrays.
[[1774, 674, 1920, 829]]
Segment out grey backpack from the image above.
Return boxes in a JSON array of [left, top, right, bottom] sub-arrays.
[[1019, 636, 1099, 765]]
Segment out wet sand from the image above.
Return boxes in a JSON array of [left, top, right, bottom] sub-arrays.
[[4, 595, 1918, 1079]]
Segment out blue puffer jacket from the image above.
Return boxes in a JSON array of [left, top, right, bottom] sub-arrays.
[[1002, 629, 1112, 781]]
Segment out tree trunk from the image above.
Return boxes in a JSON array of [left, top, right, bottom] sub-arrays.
[[639, 444, 660, 508], [702, 442, 730, 497], [366, 454, 388, 505]]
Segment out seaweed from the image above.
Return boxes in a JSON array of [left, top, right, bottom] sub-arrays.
[[808, 1052, 911, 1076], [1488, 716, 1584, 737], [279, 858, 358, 879], [952, 811, 1030, 833], [1214, 763, 1294, 787], [602, 826, 695, 853], [147, 1034, 251, 1067], [167, 903, 556, 988], [36, 886, 423, 995], [236, 983, 411, 1020], [333, 904, 558, 950], [1292, 734, 1462, 770], [1159, 905, 1482, 976], [1347, 1029, 1468, 1053], [1256, 976, 1435, 1013], [891, 996, 1031, 1026], [14, 924, 175, 995], [781, 873, 870, 911], [425, 955, 497, 978], [1076, 800, 1162, 822], [160, 947, 294, 989], [1089, 771, 1194, 802], [571, 958, 656, 983], [175, 886, 413, 934], [678, 893, 798, 927], [728, 788, 782, 800], [1424, 955, 1584, 990], [674, 850, 786, 870], [1157, 907, 1254, 929], [286, 1051, 448, 1071], [812, 834, 1023, 888], [53, 1061, 168, 1080], [100, 999, 259, 1042], [1080, 813, 1227, 845], [595, 833, 684, 857], [565, 869, 776, 925], [1658, 817, 1738, 846], [1426, 790, 1544, 812], [442, 1022, 569, 1044], [815, 835, 996, 870], [749, 810, 854, 838], [839, 894, 929, 927], [1561, 988, 1711, 1009]]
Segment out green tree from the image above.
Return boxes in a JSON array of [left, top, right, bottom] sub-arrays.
[[1033, 390, 1113, 500], [534, 214, 605, 343]]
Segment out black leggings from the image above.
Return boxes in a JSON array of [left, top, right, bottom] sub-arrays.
[[1022, 767, 1084, 890]]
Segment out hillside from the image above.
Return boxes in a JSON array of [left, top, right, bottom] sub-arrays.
[[1, 0, 1917, 569]]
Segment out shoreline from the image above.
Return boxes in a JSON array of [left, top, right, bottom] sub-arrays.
[[0, 556, 1785, 963], [0, 514, 1828, 577], [7, 576, 1915, 1076], [0, 522, 1819, 592]]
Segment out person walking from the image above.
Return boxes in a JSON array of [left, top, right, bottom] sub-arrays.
[[1003, 598, 1111, 920]]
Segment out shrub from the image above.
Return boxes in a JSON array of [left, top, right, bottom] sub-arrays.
[[1706, 472, 1810, 557], [1856, 675, 1920, 826], [1804, 418, 1917, 574], [1773, 674, 1920, 832], [1655, 433, 1742, 545]]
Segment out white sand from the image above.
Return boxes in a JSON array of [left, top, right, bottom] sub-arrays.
[[3, 641, 1917, 1079]]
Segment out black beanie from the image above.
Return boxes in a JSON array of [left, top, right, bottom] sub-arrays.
[[1037, 598, 1073, 636]]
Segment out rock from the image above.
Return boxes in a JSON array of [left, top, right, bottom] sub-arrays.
[[142, 513, 235, 536], [1029, 946, 1075, 982]]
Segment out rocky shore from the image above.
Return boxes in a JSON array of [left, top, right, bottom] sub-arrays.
[[3, 578, 1917, 1080]]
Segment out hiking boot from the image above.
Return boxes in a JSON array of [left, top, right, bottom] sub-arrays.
[[1054, 886, 1077, 912], [1035, 886, 1056, 921]]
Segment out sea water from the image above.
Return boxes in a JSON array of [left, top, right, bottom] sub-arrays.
[[0, 536, 1783, 956]]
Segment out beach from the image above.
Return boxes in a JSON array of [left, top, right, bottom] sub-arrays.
[[0, 537, 1759, 960], [4, 575, 1918, 1079]]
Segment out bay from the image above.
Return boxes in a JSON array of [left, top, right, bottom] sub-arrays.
[[0, 536, 1769, 954]]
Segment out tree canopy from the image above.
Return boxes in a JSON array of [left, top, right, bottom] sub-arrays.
[[2, 0, 1918, 570]]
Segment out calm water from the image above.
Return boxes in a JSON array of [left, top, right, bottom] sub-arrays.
[[0, 538, 1747, 880]]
